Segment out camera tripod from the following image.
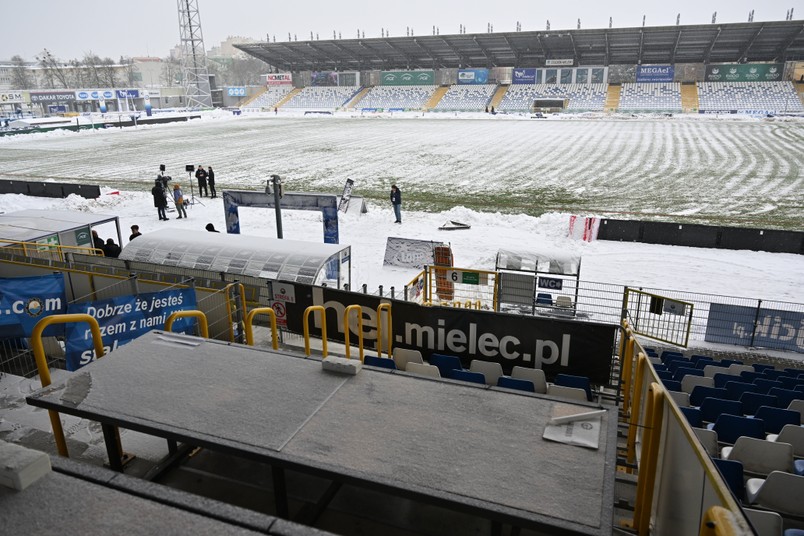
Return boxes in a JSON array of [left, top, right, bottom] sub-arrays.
[[186, 171, 205, 207]]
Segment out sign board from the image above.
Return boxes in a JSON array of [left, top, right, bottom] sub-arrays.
[[448, 270, 480, 285], [0, 91, 24, 103], [116, 89, 140, 99], [705, 303, 804, 353], [705, 63, 783, 82], [75, 90, 115, 101], [64, 288, 197, 370], [512, 68, 538, 84], [546, 59, 574, 67], [380, 71, 434, 86], [266, 73, 293, 86], [227, 87, 246, 97], [457, 68, 489, 85], [272, 283, 296, 303], [0, 274, 66, 338], [636, 65, 674, 83], [30, 91, 76, 103], [337, 179, 354, 213], [538, 277, 563, 291]]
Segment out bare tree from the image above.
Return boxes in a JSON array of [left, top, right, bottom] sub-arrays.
[[36, 49, 70, 89], [10, 55, 34, 89], [82, 53, 102, 87], [99, 57, 119, 87], [160, 56, 181, 87], [119, 56, 136, 87]]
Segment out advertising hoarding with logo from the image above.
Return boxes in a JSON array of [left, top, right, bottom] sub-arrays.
[[30, 91, 76, 103], [75, 90, 115, 101], [266, 73, 293, 86], [0, 92, 24, 104], [227, 87, 246, 97], [116, 89, 140, 99], [636, 65, 675, 83], [0, 274, 66, 338], [311, 71, 339, 86], [512, 68, 538, 84], [380, 71, 435, 86], [705, 63, 783, 82], [457, 68, 489, 85], [546, 59, 574, 66]]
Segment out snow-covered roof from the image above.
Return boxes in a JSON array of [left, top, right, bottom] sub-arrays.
[[119, 229, 350, 285], [495, 249, 581, 276], [0, 209, 118, 243]]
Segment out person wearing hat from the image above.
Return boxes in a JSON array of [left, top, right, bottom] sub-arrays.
[[172, 183, 188, 219], [152, 179, 168, 221], [129, 225, 142, 241]]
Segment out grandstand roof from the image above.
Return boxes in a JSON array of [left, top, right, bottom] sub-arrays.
[[236, 20, 804, 72]]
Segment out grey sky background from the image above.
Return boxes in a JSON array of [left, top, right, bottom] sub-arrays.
[[1, 0, 797, 62]]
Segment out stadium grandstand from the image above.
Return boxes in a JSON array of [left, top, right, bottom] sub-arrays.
[[234, 20, 804, 115]]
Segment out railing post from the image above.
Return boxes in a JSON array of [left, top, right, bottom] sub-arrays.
[[362, 283, 367, 294], [128, 273, 139, 295], [750, 299, 762, 347], [378, 285, 383, 297]]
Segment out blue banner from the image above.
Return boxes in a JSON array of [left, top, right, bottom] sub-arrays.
[[705, 303, 804, 353], [458, 68, 489, 85], [636, 65, 674, 83], [64, 288, 198, 370], [513, 68, 537, 84], [227, 87, 246, 97], [116, 89, 140, 99], [0, 274, 66, 338]]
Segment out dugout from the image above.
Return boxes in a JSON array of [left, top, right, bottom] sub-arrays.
[[530, 98, 569, 113], [495, 249, 581, 315], [0, 209, 120, 251], [118, 229, 351, 289]]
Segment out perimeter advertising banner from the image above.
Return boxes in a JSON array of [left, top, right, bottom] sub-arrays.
[[512, 68, 537, 84], [636, 65, 674, 83], [458, 68, 489, 85], [705, 63, 784, 82], [266, 73, 293, 86], [380, 70, 435, 86], [227, 87, 246, 97], [75, 90, 115, 101], [0, 274, 66, 338], [64, 288, 197, 370], [280, 285, 617, 384], [311, 71, 339, 86], [0, 91, 24, 104], [30, 91, 76, 103], [705, 303, 804, 353]]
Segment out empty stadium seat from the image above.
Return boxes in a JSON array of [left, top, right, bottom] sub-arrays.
[[698, 81, 804, 113], [405, 362, 441, 378], [510, 366, 547, 394], [721, 436, 795, 476], [364, 355, 397, 370], [682, 375, 714, 394], [745, 471, 804, 516], [469, 360, 504, 386], [283, 86, 361, 110], [739, 392, 778, 416], [433, 84, 496, 112], [392, 347, 424, 371], [767, 424, 804, 458], [707, 414, 765, 445], [429, 353, 463, 378], [546, 384, 588, 402], [753, 406, 801, 435], [496, 376, 536, 393], [618, 82, 682, 112], [447, 368, 486, 385], [497, 83, 607, 112], [693, 427, 719, 457], [690, 386, 728, 407], [713, 458, 745, 501], [357, 85, 436, 110], [554, 374, 593, 401], [700, 398, 743, 424]]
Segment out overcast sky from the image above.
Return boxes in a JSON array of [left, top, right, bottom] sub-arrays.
[[1, 0, 796, 62]]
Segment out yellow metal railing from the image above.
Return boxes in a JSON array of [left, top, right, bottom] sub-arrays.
[[31, 314, 106, 457], [224, 283, 246, 342], [376, 303, 392, 358], [0, 238, 102, 260], [164, 310, 209, 338], [343, 304, 364, 362], [620, 321, 753, 535], [303, 305, 328, 357], [623, 288, 694, 347], [244, 307, 279, 349]]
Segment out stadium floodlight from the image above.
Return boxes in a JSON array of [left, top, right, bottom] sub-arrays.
[[546, 19, 550, 30], [577, 19, 581, 29], [676, 14, 680, 26], [609, 17, 612, 28], [711, 12, 717, 23], [642, 15, 646, 27]]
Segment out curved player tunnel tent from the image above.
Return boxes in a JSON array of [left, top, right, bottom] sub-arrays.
[[119, 229, 351, 288]]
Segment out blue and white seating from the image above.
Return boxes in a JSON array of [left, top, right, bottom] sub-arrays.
[[357, 85, 435, 110], [433, 84, 496, 111], [283, 86, 360, 110], [618, 83, 682, 112], [497, 84, 607, 112], [242, 87, 293, 111], [698, 81, 804, 113]]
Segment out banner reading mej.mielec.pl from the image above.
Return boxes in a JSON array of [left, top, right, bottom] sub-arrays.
[[64, 288, 197, 371]]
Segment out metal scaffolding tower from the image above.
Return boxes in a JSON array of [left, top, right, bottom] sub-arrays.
[[177, 0, 212, 108]]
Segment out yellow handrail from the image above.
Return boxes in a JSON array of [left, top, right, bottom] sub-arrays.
[[164, 310, 209, 338], [343, 304, 364, 362], [632, 382, 664, 535], [626, 350, 647, 468], [224, 282, 246, 342], [31, 314, 106, 457], [303, 305, 328, 357], [0, 238, 103, 258], [244, 307, 278, 349], [376, 303, 392, 358]]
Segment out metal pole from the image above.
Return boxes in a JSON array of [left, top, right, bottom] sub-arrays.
[[272, 175, 283, 239], [749, 299, 762, 347]]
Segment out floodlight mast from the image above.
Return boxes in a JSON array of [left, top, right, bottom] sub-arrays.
[[177, 0, 212, 108]]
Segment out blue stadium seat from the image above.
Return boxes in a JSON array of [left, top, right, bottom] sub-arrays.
[[707, 414, 765, 445], [740, 371, 763, 382], [714, 373, 744, 388], [713, 458, 745, 502], [739, 392, 778, 416], [656, 370, 674, 382], [753, 379, 784, 394], [674, 367, 704, 382], [779, 376, 804, 390], [497, 376, 536, 393], [768, 387, 804, 409], [536, 292, 553, 305], [680, 406, 702, 427], [662, 379, 682, 392], [700, 398, 743, 424], [447, 368, 486, 385], [363, 355, 397, 370], [752, 364, 774, 373], [724, 381, 760, 401], [554, 373, 593, 401], [753, 406, 801, 435], [690, 386, 729, 407], [429, 353, 464, 378]]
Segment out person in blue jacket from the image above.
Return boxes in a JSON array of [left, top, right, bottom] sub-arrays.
[[390, 184, 402, 223]]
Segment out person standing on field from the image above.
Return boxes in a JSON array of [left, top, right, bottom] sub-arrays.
[[195, 164, 208, 197], [173, 184, 188, 219], [207, 166, 217, 198], [390, 184, 402, 223], [152, 179, 168, 221]]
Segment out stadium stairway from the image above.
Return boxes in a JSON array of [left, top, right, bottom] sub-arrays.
[[796, 81, 804, 108], [605, 84, 621, 112], [424, 86, 450, 110], [273, 88, 302, 109], [488, 85, 509, 110], [238, 87, 267, 108], [345, 86, 371, 110], [681, 82, 699, 113]]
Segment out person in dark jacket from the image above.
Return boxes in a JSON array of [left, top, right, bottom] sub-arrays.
[[207, 166, 216, 198], [390, 184, 402, 223], [91, 230, 104, 252], [152, 179, 168, 221], [129, 225, 142, 241], [195, 164, 208, 197], [103, 238, 121, 258]]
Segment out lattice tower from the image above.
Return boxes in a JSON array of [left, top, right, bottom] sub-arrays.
[[177, 0, 212, 108]]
